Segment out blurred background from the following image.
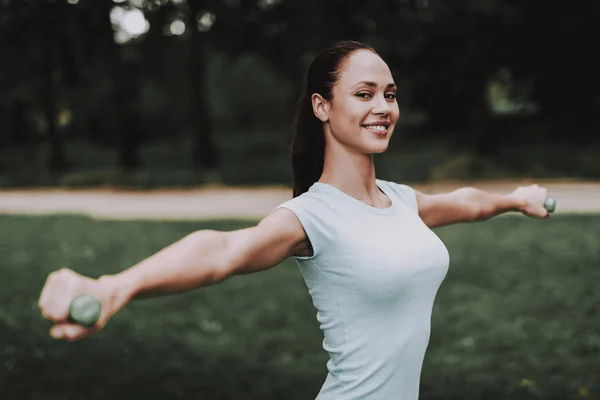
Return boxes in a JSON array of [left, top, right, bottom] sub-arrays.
[[1, 1, 599, 400], [1, 0, 598, 188]]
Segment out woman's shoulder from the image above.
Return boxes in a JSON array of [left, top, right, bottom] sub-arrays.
[[377, 179, 419, 213], [277, 186, 332, 212], [272, 186, 338, 260], [377, 178, 415, 192]]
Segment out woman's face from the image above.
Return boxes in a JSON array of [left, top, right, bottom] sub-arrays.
[[318, 50, 400, 155]]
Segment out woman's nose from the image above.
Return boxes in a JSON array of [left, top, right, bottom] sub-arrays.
[[372, 95, 391, 114]]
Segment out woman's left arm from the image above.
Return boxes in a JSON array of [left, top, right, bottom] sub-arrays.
[[415, 184, 550, 229]]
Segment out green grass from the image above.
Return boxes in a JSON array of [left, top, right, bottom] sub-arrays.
[[1, 215, 599, 399]]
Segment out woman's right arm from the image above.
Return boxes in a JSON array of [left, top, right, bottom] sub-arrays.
[[37, 208, 309, 341], [108, 206, 310, 298]]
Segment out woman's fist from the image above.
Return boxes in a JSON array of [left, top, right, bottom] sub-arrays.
[[37, 268, 122, 341], [510, 184, 551, 219]]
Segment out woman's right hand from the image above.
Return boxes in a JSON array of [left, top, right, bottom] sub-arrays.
[[37, 268, 126, 341]]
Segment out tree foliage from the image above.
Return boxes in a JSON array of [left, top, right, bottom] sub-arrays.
[[0, 0, 597, 181]]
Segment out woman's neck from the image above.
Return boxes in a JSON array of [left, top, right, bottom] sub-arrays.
[[319, 147, 389, 208]]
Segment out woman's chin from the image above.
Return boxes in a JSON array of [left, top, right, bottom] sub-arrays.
[[361, 130, 392, 154], [366, 141, 390, 154], [371, 136, 392, 152]]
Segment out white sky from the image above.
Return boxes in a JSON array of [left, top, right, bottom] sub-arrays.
[[108, 0, 221, 43], [110, 6, 150, 43]]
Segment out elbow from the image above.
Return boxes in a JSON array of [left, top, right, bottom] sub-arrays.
[[214, 252, 242, 283], [211, 266, 233, 284], [456, 187, 484, 221], [473, 205, 486, 221], [467, 188, 493, 221], [208, 255, 234, 284]]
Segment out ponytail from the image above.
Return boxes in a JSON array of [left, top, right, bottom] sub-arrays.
[[291, 94, 325, 198]]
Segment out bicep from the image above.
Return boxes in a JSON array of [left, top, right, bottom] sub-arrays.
[[416, 188, 480, 228], [222, 208, 309, 275]]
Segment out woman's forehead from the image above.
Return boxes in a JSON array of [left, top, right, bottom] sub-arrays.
[[338, 50, 394, 87]]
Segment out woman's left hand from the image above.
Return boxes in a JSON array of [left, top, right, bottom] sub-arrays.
[[510, 184, 550, 218]]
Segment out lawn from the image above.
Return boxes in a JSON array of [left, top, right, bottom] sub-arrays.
[[0, 214, 598, 399]]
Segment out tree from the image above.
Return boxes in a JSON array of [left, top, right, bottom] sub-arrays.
[[403, 0, 523, 156], [1, 0, 71, 171], [187, 0, 219, 173], [506, 0, 600, 144]]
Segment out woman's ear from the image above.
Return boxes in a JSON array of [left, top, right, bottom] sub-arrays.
[[311, 93, 330, 122]]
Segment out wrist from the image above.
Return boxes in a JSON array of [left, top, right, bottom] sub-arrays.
[[507, 192, 527, 212], [98, 272, 139, 314]]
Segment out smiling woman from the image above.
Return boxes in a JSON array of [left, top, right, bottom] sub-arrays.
[[291, 41, 400, 198], [37, 40, 555, 400]]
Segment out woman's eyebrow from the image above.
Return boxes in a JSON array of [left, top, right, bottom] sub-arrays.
[[351, 81, 397, 89]]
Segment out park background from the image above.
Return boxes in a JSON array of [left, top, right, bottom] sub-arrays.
[[1, 0, 599, 399], [1, 0, 599, 188]]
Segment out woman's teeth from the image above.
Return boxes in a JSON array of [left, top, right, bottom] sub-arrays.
[[363, 125, 388, 132]]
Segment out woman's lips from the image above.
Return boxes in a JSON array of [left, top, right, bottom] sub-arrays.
[[362, 124, 389, 136]]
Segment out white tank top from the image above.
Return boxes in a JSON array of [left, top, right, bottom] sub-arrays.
[[275, 179, 450, 400]]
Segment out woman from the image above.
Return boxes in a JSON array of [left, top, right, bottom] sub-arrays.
[[38, 41, 550, 399]]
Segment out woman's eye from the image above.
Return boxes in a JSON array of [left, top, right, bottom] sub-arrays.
[[356, 92, 396, 100]]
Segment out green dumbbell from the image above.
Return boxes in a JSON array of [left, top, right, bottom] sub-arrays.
[[68, 294, 101, 328], [544, 197, 557, 213]]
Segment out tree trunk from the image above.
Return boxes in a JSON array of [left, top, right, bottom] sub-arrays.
[[96, 1, 142, 171], [41, 12, 68, 171], [58, 5, 81, 141], [10, 100, 31, 144], [188, 2, 219, 172], [42, 3, 68, 171], [115, 59, 142, 171], [469, 79, 498, 157]]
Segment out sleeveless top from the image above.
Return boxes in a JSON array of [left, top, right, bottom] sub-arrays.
[[274, 179, 450, 400]]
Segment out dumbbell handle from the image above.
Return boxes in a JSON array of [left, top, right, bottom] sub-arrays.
[[544, 197, 557, 213], [68, 294, 101, 328]]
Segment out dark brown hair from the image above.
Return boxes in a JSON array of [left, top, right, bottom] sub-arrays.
[[291, 41, 376, 198]]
